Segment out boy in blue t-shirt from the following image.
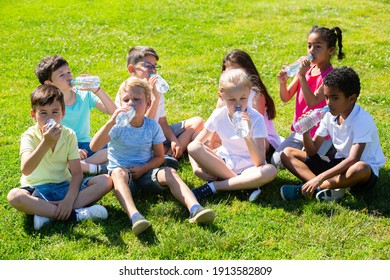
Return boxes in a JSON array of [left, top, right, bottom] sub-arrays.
[[91, 77, 215, 235], [35, 55, 117, 174], [280, 67, 386, 202]]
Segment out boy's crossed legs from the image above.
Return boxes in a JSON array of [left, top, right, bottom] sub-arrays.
[[7, 175, 112, 230], [280, 147, 374, 202]]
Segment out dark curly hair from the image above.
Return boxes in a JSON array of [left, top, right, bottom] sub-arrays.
[[323, 66, 360, 98]]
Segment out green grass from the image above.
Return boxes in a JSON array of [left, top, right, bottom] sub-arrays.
[[0, 0, 389, 260]]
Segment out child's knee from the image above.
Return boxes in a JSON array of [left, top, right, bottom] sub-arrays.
[[187, 140, 204, 156], [350, 162, 371, 178], [7, 188, 26, 207]]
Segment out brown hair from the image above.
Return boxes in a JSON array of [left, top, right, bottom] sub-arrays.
[[31, 85, 65, 112]]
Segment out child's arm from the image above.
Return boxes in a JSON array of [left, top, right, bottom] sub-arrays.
[[145, 76, 161, 120], [53, 158, 83, 220], [21, 124, 61, 176], [93, 88, 117, 115], [302, 143, 367, 195], [302, 132, 325, 157], [158, 117, 184, 158], [129, 142, 165, 180], [277, 70, 299, 103], [90, 107, 124, 152]]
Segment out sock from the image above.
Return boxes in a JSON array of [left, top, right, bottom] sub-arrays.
[[130, 212, 142, 224], [189, 204, 201, 214], [88, 164, 98, 174], [208, 182, 216, 193]]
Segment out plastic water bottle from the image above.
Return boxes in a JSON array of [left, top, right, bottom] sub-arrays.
[[285, 54, 314, 77], [70, 76, 100, 89], [293, 106, 329, 134], [233, 107, 249, 138], [46, 119, 56, 129], [116, 106, 136, 127], [150, 73, 169, 93]]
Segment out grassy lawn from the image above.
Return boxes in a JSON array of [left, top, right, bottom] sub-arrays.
[[0, 0, 389, 260]]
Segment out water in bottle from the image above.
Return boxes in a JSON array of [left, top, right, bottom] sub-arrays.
[[232, 107, 249, 138], [46, 119, 56, 129], [116, 106, 136, 127], [285, 54, 314, 77], [70, 76, 100, 89], [293, 106, 329, 134], [150, 73, 169, 93]]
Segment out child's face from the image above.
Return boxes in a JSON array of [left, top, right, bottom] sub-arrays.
[[129, 55, 158, 81], [324, 85, 356, 117], [47, 65, 73, 91], [219, 85, 250, 115], [30, 101, 64, 130], [307, 32, 334, 64], [120, 87, 150, 116]]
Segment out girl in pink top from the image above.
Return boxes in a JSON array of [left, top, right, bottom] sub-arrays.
[[272, 25, 345, 167]]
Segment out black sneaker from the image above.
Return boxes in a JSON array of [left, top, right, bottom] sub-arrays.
[[163, 155, 179, 170], [188, 206, 215, 224], [192, 183, 214, 202]]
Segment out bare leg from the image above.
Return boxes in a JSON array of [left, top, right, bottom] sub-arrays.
[[111, 167, 139, 218], [156, 167, 199, 210]]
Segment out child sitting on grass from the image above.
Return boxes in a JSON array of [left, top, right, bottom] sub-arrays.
[[188, 68, 277, 202], [35, 55, 117, 174], [7, 85, 112, 230], [280, 67, 386, 202], [91, 77, 215, 236]]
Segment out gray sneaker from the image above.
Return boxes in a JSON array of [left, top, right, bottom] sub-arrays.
[[33, 215, 50, 230], [131, 215, 151, 235], [76, 205, 108, 221], [316, 188, 345, 202], [189, 206, 215, 224]]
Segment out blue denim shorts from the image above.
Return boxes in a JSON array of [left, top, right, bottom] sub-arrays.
[[21, 177, 91, 201], [78, 142, 108, 158], [163, 121, 185, 148]]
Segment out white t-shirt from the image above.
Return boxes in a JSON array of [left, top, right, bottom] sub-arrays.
[[316, 104, 386, 176], [205, 106, 267, 174], [115, 81, 166, 121]]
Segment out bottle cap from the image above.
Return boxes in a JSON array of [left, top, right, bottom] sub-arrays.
[[324, 105, 330, 112], [235, 107, 242, 112], [308, 54, 314, 60]]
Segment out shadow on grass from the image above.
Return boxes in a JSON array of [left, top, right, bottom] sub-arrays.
[[198, 167, 390, 218]]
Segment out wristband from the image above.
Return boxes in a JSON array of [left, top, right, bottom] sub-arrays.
[[93, 87, 101, 94]]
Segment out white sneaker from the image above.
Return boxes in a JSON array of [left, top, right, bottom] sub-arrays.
[[249, 188, 262, 202], [76, 205, 108, 222], [316, 189, 345, 202], [34, 215, 50, 230]]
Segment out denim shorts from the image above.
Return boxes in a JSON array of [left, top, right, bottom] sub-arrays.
[[163, 121, 185, 148], [128, 167, 168, 194], [21, 177, 91, 201], [78, 142, 108, 158]]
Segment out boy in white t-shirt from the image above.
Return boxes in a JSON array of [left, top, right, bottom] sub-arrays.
[[280, 67, 386, 202]]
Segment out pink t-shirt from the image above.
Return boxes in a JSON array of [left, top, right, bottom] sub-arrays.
[[292, 65, 333, 137]]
